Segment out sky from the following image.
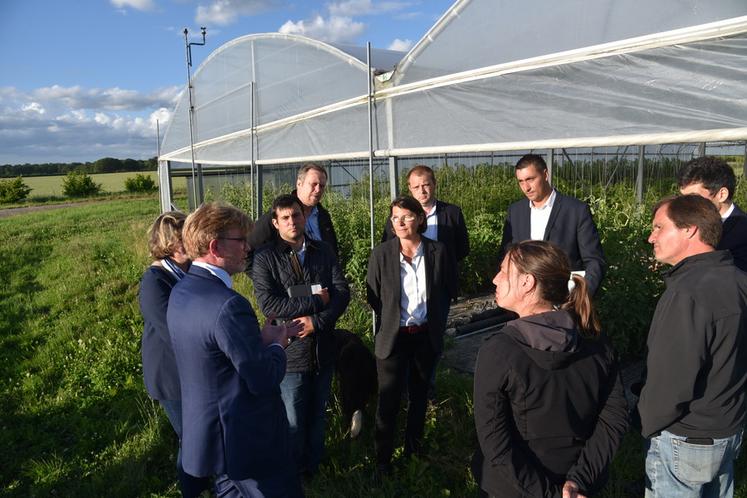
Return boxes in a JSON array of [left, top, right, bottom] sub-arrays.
[[0, 0, 453, 165]]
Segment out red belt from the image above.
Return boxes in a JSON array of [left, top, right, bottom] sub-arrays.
[[399, 323, 428, 334]]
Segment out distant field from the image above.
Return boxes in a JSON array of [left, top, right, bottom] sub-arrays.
[[21, 172, 186, 197]]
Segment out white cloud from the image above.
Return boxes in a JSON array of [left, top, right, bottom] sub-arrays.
[[279, 15, 365, 43], [387, 38, 413, 51], [110, 0, 156, 11], [0, 85, 179, 164], [22, 102, 46, 115], [195, 0, 279, 26], [327, 0, 413, 17]]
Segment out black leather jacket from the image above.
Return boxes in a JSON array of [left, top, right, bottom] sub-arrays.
[[252, 237, 350, 372]]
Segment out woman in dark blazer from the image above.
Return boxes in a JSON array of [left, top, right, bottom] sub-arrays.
[[139, 211, 207, 496], [366, 196, 454, 473], [472, 241, 628, 498]]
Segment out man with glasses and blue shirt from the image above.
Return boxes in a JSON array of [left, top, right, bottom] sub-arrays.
[[167, 201, 303, 498]]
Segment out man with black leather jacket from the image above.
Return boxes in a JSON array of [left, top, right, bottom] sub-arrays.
[[252, 194, 350, 483]]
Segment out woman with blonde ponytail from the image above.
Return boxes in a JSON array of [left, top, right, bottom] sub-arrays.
[[472, 240, 627, 498]]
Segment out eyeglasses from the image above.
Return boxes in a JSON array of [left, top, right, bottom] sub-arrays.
[[390, 214, 416, 224], [219, 237, 248, 244]]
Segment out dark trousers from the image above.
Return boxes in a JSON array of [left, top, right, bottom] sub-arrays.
[[375, 331, 436, 465], [160, 399, 212, 498]]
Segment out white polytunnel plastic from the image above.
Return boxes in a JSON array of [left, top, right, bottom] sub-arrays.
[[159, 0, 747, 169]]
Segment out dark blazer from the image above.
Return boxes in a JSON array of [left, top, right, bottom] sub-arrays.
[[139, 265, 181, 401], [366, 237, 455, 359], [721, 203, 747, 272], [252, 238, 350, 372], [500, 191, 606, 295], [382, 199, 470, 265], [167, 265, 290, 481]]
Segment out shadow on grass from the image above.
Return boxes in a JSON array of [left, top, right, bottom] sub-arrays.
[[1, 390, 180, 497]]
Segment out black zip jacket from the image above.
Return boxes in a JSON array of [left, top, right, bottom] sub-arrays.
[[247, 191, 338, 276], [472, 311, 628, 497], [252, 237, 350, 373], [638, 250, 747, 439]]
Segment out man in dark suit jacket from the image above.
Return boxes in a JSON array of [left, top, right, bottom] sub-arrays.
[[167, 202, 303, 498], [248, 164, 338, 274], [499, 154, 606, 296], [381, 164, 469, 270], [252, 194, 350, 480], [678, 155, 747, 272]]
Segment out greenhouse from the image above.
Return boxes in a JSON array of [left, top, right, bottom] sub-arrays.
[[157, 0, 747, 216]]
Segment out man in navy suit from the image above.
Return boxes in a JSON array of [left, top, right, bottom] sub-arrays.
[[168, 202, 303, 498], [499, 154, 606, 295], [678, 155, 747, 272]]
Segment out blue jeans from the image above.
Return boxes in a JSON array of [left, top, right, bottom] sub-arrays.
[[280, 364, 334, 475], [214, 471, 303, 498], [645, 430, 743, 498]]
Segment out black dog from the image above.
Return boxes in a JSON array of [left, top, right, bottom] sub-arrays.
[[332, 329, 377, 437]]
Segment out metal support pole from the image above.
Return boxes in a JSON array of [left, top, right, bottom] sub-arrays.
[[698, 142, 706, 157], [547, 149, 554, 184], [366, 42, 376, 250], [636, 145, 645, 204], [388, 157, 399, 200], [743, 141, 747, 179], [184, 27, 207, 207], [250, 81, 256, 218]]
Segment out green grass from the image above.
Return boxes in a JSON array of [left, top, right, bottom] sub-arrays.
[[21, 172, 186, 198], [4, 182, 747, 496]]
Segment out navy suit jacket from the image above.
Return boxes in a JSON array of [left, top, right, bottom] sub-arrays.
[[499, 191, 606, 295], [382, 199, 470, 265], [167, 265, 289, 480], [366, 237, 455, 359], [721, 203, 747, 272], [139, 265, 181, 401]]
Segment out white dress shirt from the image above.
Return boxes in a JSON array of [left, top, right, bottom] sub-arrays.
[[423, 203, 439, 241], [192, 261, 232, 288], [399, 242, 427, 326], [529, 189, 557, 241]]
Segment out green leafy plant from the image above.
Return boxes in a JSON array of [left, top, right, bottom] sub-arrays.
[[124, 174, 157, 193], [0, 177, 32, 203], [62, 171, 102, 197]]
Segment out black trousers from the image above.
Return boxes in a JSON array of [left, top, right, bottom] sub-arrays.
[[375, 331, 436, 465]]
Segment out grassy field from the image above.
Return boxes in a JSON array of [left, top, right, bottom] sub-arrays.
[[3, 185, 747, 497], [21, 172, 186, 198]]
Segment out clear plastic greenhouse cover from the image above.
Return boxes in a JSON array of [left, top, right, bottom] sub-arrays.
[[159, 0, 747, 166]]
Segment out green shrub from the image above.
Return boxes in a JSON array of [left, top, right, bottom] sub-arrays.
[[0, 176, 32, 203], [62, 171, 101, 197], [124, 174, 157, 193]]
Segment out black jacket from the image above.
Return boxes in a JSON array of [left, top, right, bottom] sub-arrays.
[[638, 250, 747, 439], [472, 311, 628, 497], [500, 192, 606, 296], [252, 237, 350, 373], [366, 237, 455, 359], [720, 203, 747, 272], [248, 191, 338, 266], [382, 199, 470, 265]]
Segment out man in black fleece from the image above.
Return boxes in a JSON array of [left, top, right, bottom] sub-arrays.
[[638, 194, 747, 497]]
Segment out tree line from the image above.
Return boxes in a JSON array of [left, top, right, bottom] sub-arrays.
[[0, 157, 157, 178]]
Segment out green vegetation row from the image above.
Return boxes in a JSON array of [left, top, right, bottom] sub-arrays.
[[0, 157, 156, 178]]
